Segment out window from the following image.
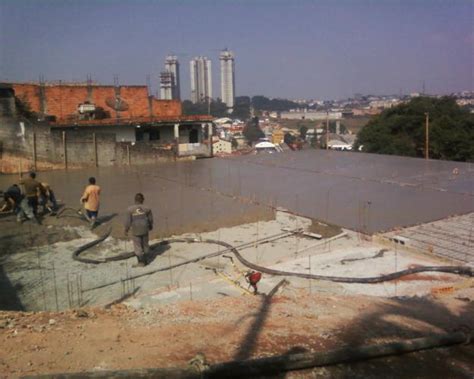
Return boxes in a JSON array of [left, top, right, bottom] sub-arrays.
[[149, 130, 160, 141], [189, 129, 199, 143]]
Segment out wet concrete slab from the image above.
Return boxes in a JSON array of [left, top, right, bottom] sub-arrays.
[[1, 150, 473, 234]]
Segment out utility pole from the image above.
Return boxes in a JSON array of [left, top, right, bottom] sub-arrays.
[[325, 111, 329, 150], [425, 112, 429, 160]]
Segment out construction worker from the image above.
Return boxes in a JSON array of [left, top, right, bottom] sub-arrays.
[[124, 193, 153, 267], [39, 182, 58, 215], [245, 270, 262, 295], [80, 177, 101, 229], [20, 172, 42, 217], [1, 184, 36, 223]]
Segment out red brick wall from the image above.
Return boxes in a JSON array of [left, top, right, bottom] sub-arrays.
[[14, 84, 42, 115], [152, 99, 182, 117], [12, 83, 181, 120]]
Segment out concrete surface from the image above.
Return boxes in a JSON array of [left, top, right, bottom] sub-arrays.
[[1, 150, 472, 235], [2, 208, 470, 312]]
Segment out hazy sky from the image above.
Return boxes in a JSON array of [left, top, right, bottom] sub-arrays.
[[0, 0, 472, 100]]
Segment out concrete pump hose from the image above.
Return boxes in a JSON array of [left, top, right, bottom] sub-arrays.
[[71, 228, 473, 283]]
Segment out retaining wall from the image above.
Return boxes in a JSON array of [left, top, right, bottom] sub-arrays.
[[0, 117, 177, 173]]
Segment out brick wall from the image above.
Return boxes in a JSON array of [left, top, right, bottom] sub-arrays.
[[151, 98, 182, 117], [12, 83, 182, 121]]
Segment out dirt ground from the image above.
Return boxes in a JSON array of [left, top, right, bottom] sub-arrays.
[[0, 289, 472, 378]]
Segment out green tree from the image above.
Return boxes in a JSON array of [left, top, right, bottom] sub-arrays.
[[182, 99, 228, 118], [355, 97, 474, 161], [299, 125, 308, 140], [15, 96, 39, 121], [251, 95, 299, 111], [284, 132, 296, 145], [231, 96, 251, 120], [243, 116, 264, 144]]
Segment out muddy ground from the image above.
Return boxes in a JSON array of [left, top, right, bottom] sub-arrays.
[[1, 290, 473, 378]]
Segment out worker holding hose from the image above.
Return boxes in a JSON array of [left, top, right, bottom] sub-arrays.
[[124, 193, 154, 267]]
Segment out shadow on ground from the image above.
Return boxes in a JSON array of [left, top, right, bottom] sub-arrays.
[[232, 288, 473, 378], [0, 264, 24, 310]]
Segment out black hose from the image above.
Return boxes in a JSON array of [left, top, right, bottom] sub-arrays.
[[72, 228, 473, 284]]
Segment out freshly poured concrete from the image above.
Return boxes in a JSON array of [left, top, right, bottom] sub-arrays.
[[1, 150, 472, 234], [2, 211, 464, 312]]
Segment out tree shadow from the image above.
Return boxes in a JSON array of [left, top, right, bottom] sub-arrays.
[[0, 264, 25, 310], [321, 296, 474, 378], [226, 288, 473, 378], [234, 279, 288, 361]]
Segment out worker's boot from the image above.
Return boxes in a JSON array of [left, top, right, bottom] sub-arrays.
[[132, 256, 146, 268]]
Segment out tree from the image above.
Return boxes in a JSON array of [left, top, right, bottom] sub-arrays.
[[243, 116, 264, 145], [182, 99, 228, 118], [251, 95, 299, 112], [299, 125, 308, 140], [15, 96, 39, 120], [355, 97, 474, 161], [231, 96, 251, 120], [284, 132, 296, 145]]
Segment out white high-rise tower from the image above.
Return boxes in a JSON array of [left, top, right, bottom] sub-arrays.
[[165, 55, 180, 100], [159, 71, 173, 100], [190, 56, 212, 104], [220, 49, 235, 112]]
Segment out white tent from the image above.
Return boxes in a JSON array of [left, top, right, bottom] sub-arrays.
[[255, 141, 276, 149]]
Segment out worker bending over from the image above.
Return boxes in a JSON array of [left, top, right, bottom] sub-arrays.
[[39, 182, 58, 215]]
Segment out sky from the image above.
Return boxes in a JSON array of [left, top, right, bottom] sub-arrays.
[[0, 0, 472, 100]]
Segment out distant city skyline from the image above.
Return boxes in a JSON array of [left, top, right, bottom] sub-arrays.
[[0, 0, 472, 100]]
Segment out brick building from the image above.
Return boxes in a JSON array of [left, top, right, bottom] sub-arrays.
[[0, 81, 214, 172], [12, 82, 182, 121]]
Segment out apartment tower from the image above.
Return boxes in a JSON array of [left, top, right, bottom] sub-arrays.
[[219, 49, 235, 112], [190, 56, 212, 103]]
